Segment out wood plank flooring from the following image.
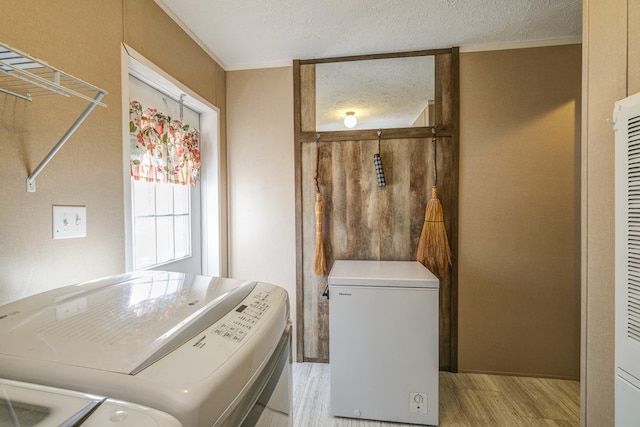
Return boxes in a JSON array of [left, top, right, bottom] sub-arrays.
[[292, 363, 580, 427]]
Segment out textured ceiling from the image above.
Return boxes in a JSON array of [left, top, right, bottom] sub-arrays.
[[157, 0, 582, 70], [155, 0, 582, 129]]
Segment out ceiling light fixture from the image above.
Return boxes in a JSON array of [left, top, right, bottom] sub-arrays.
[[344, 111, 357, 129]]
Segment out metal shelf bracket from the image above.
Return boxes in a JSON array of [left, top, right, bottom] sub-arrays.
[[0, 42, 108, 192]]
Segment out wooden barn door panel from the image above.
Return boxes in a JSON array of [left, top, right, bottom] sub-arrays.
[[301, 137, 452, 367]]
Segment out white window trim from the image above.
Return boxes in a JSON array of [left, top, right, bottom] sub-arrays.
[[121, 43, 223, 277]]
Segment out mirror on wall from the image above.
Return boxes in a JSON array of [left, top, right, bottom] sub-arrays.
[[315, 55, 436, 131]]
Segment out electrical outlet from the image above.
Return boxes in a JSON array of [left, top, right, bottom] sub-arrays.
[[52, 205, 86, 239]]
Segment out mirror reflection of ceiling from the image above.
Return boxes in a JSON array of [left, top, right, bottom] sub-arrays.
[[315, 56, 435, 131], [158, 0, 581, 70]]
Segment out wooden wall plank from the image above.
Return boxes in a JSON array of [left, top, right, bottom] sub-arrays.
[[360, 140, 378, 259], [300, 64, 316, 132]]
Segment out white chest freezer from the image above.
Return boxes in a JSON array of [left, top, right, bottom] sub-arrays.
[[0, 271, 292, 427], [0, 378, 182, 426], [328, 260, 439, 426]]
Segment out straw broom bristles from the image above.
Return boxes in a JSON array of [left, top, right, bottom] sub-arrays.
[[313, 192, 327, 275], [416, 186, 452, 277]]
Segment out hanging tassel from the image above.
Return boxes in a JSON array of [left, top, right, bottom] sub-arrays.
[[374, 130, 386, 187], [416, 186, 452, 277], [417, 133, 452, 277], [374, 153, 386, 187]]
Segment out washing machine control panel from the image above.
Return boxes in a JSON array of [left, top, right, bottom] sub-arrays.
[[137, 281, 288, 386], [211, 290, 272, 343]]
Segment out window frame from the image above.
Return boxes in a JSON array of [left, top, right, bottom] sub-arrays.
[[122, 44, 224, 276]]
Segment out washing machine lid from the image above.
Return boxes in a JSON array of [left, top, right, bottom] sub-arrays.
[[0, 378, 182, 426], [0, 378, 103, 426], [328, 260, 439, 288], [0, 271, 256, 374]]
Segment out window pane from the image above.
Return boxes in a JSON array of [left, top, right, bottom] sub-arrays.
[[156, 216, 174, 264], [133, 180, 155, 216], [134, 217, 156, 268], [174, 185, 189, 214], [174, 215, 190, 259], [156, 182, 173, 215], [131, 179, 193, 270]]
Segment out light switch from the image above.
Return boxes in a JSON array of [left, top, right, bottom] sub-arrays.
[[52, 205, 86, 239]]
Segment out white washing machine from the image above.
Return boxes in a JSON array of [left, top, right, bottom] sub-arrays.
[[0, 271, 292, 427], [0, 378, 182, 426], [328, 260, 439, 426]]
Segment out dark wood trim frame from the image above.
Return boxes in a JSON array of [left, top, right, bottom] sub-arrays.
[[293, 60, 304, 362], [293, 48, 460, 370], [297, 48, 453, 65], [448, 46, 460, 372]]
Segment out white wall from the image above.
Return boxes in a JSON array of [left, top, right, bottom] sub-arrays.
[[226, 67, 297, 356]]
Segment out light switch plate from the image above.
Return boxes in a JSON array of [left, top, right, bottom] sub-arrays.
[[52, 205, 86, 239]]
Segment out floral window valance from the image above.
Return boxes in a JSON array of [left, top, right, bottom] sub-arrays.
[[129, 100, 201, 186]]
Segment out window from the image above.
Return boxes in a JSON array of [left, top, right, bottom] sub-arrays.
[[132, 180, 191, 269], [124, 49, 222, 276], [128, 94, 201, 271]]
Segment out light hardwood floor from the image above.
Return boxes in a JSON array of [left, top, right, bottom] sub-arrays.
[[292, 363, 580, 427]]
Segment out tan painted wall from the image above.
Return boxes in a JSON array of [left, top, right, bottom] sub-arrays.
[[458, 45, 582, 379], [631, 1, 640, 95], [4, 1, 634, 421], [0, 0, 226, 305], [226, 67, 297, 354], [227, 46, 583, 371], [581, 0, 638, 425]]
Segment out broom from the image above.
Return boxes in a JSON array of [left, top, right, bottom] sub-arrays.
[[416, 135, 452, 277], [314, 192, 327, 275], [313, 135, 327, 276]]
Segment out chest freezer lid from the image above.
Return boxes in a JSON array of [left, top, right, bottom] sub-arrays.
[[0, 271, 256, 375], [328, 260, 439, 288]]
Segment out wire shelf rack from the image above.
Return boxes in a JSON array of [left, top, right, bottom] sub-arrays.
[[0, 42, 107, 191]]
